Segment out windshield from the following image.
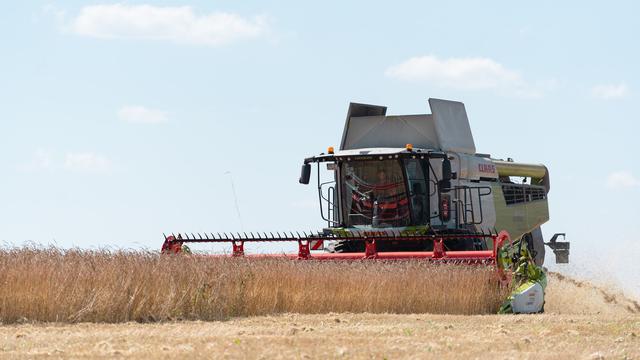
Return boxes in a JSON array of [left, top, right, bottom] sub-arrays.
[[341, 160, 410, 227]]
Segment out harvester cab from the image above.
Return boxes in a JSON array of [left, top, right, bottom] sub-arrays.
[[300, 146, 477, 252], [299, 98, 569, 264], [163, 97, 570, 314]]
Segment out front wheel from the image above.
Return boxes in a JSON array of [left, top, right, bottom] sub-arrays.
[[524, 227, 546, 266]]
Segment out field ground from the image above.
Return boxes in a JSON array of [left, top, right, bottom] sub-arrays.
[[1, 313, 639, 359], [0, 273, 639, 359]]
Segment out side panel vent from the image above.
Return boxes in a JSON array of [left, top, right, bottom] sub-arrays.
[[502, 184, 546, 205]]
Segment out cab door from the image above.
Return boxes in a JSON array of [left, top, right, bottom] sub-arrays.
[[403, 159, 429, 225]]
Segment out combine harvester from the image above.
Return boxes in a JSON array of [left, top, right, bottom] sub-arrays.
[[162, 98, 570, 314]]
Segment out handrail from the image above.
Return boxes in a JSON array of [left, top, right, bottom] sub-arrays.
[[317, 162, 340, 226], [440, 185, 492, 226]]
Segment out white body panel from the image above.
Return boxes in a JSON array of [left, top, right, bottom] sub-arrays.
[[511, 282, 545, 314], [429, 98, 476, 154], [458, 153, 499, 180]]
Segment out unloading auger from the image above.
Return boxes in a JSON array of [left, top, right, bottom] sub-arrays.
[[162, 98, 570, 314]]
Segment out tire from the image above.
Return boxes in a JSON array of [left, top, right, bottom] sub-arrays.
[[330, 240, 365, 253], [525, 227, 546, 266]]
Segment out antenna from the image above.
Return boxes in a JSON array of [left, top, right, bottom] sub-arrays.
[[225, 171, 244, 231]]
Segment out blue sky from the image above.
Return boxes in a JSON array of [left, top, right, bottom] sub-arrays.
[[1, 2, 639, 294]]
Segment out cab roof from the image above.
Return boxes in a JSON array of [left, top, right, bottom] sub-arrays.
[[304, 147, 447, 164]]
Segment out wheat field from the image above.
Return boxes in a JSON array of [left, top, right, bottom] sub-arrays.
[[2, 247, 639, 359], [0, 247, 508, 324]]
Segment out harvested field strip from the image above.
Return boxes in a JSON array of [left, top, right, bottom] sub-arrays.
[[0, 248, 508, 323], [3, 314, 639, 359]]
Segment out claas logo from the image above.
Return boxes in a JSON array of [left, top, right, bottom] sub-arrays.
[[478, 164, 496, 173]]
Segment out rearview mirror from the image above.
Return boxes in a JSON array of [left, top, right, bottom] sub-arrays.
[[439, 158, 452, 192], [442, 158, 452, 180], [438, 179, 451, 193], [299, 163, 311, 184]]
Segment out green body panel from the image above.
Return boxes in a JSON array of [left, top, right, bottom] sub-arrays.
[[498, 242, 548, 314], [491, 184, 549, 241], [328, 225, 430, 236]]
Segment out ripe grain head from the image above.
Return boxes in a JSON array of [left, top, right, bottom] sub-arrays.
[[0, 248, 507, 323]]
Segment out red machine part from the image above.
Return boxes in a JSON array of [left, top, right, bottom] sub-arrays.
[[364, 239, 377, 259], [161, 231, 508, 266], [493, 230, 513, 286], [161, 235, 182, 254], [298, 240, 311, 259], [432, 239, 445, 258], [232, 241, 244, 257], [440, 195, 450, 222]]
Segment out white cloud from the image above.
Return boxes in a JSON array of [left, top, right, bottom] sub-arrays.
[[118, 105, 168, 124], [385, 55, 522, 90], [591, 83, 629, 100], [67, 4, 269, 46], [384, 55, 554, 98], [64, 152, 111, 173], [606, 171, 640, 189]]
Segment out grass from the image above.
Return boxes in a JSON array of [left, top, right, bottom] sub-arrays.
[[0, 247, 508, 324]]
